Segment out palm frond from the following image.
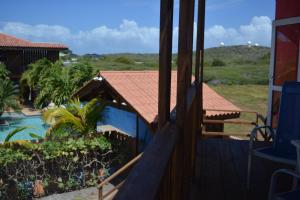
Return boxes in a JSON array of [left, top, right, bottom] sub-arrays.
[[4, 126, 28, 143]]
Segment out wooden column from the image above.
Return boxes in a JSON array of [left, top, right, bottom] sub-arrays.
[[158, 0, 174, 129], [176, 0, 195, 128], [176, 0, 195, 198], [195, 0, 206, 136], [136, 115, 140, 155]]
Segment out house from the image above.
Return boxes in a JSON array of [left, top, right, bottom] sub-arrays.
[[0, 33, 68, 80], [74, 70, 240, 152]]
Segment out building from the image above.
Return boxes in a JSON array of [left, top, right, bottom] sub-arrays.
[[74, 71, 240, 152], [0, 33, 68, 80]]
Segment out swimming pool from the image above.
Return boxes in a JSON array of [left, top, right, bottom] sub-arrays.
[[0, 113, 48, 141]]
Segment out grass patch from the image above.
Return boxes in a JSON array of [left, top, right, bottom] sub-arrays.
[[205, 64, 269, 85]]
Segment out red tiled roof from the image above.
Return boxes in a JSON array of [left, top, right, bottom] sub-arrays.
[[98, 71, 240, 124], [0, 33, 67, 49]]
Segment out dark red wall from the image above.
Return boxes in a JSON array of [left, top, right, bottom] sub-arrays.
[[276, 0, 300, 19]]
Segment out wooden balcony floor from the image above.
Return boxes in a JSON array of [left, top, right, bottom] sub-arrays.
[[191, 138, 294, 200]]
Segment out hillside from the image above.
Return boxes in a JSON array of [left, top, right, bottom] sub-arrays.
[[74, 45, 270, 85], [204, 45, 270, 63]]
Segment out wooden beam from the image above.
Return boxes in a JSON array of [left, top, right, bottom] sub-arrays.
[[176, 0, 196, 198], [195, 0, 206, 87], [176, 0, 195, 128], [158, 0, 174, 129], [204, 119, 256, 125], [195, 0, 206, 138], [136, 115, 140, 155]]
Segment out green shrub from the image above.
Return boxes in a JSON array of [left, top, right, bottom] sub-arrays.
[[114, 56, 134, 64], [211, 58, 226, 67], [0, 135, 120, 198]]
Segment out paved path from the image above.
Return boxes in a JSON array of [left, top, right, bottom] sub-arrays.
[[38, 184, 115, 200], [21, 106, 41, 116]]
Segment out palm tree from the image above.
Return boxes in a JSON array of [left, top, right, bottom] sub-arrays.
[[34, 67, 74, 108], [0, 79, 19, 117], [0, 63, 19, 118], [20, 58, 52, 101], [42, 98, 106, 138]]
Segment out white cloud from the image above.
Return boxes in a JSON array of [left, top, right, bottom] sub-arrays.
[[205, 16, 272, 47], [0, 16, 272, 54], [0, 20, 160, 54]]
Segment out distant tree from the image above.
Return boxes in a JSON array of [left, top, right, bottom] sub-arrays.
[[211, 58, 226, 67]]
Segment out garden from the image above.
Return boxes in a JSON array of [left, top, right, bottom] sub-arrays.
[[0, 61, 131, 199]]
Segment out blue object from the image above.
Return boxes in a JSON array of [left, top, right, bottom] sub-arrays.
[[268, 169, 300, 200], [247, 82, 300, 188], [98, 106, 153, 150], [0, 113, 48, 141], [275, 190, 300, 200]]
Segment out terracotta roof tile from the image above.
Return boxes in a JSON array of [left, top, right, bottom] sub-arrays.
[[99, 71, 240, 124], [0, 33, 67, 49]]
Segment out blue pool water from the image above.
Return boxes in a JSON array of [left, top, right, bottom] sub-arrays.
[[0, 113, 48, 141]]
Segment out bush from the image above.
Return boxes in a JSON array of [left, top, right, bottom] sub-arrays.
[[0, 136, 115, 198], [114, 56, 134, 64], [211, 58, 226, 67]]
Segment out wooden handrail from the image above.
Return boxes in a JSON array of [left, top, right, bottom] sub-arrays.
[[98, 153, 142, 200], [204, 119, 256, 125], [102, 180, 125, 199], [202, 131, 249, 137], [204, 108, 257, 114]]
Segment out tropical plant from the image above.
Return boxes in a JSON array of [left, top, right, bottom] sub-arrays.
[[69, 62, 93, 87], [34, 66, 73, 108], [0, 63, 19, 117], [0, 63, 10, 79], [43, 98, 106, 138], [20, 58, 52, 101], [20, 59, 93, 108]]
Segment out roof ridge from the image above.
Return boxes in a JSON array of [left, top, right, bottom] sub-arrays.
[[0, 32, 32, 44], [0, 33, 67, 49]]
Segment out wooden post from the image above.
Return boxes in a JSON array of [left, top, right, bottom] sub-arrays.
[[195, 0, 206, 137], [98, 186, 103, 200], [176, 0, 195, 198], [158, 0, 174, 129], [136, 115, 139, 155], [176, 0, 195, 128]]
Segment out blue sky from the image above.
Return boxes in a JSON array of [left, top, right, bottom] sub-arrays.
[[0, 0, 275, 54]]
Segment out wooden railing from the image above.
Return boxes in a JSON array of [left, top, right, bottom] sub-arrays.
[[203, 109, 268, 139], [98, 153, 142, 200]]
